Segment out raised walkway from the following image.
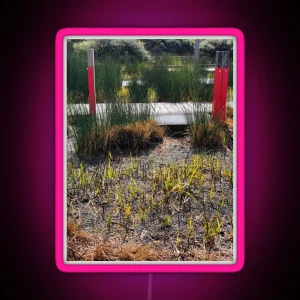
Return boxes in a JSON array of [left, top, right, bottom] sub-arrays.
[[68, 101, 233, 125]]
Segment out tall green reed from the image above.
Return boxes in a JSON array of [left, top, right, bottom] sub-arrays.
[[67, 51, 88, 103]]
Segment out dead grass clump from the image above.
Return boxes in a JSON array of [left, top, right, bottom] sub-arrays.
[[225, 106, 233, 131], [185, 246, 232, 261], [118, 244, 160, 261], [67, 220, 89, 241], [93, 242, 164, 261], [225, 117, 233, 130], [189, 121, 226, 150], [76, 119, 164, 157], [67, 221, 77, 237], [103, 119, 164, 152], [93, 243, 115, 261], [67, 220, 95, 261]]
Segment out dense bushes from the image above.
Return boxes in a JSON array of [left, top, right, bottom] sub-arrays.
[[72, 39, 151, 62], [200, 40, 233, 62], [143, 39, 195, 55]]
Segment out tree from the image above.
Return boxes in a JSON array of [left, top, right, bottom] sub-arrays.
[[200, 40, 233, 62], [72, 39, 151, 62]]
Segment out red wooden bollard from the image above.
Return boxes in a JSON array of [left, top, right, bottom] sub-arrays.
[[87, 49, 96, 116], [212, 51, 229, 122]]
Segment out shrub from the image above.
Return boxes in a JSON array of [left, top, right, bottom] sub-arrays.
[[72, 119, 164, 157], [102, 120, 164, 151], [200, 39, 233, 61], [189, 121, 226, 149], [144, 39, 195, 55], [68, 103, 163, 158], [185, 103, 227, 149], [73, 39, 151, 62]]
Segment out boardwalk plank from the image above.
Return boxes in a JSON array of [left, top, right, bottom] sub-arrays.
[[68, 101, 233, 125]]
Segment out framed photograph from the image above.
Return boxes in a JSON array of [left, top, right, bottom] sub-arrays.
[[55, 27, 244, 272]]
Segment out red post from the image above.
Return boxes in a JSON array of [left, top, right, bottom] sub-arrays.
[[212, 51, 229, 122], [87, 49, 96, 116]]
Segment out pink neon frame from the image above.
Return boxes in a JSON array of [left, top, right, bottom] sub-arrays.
[[55, 28, 245, 273]]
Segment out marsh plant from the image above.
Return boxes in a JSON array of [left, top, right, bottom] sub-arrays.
[[95, 56, 122, 102], [127, 77, 149, 103], [67, 51, 88, 102], [68, 103, 164, 158], [185, 103, 229, 150], [67, 51, 215, 104], [140, 59, 213, 102]]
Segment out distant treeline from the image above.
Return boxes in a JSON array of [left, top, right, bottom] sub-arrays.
[[68, 39, 233, 62]]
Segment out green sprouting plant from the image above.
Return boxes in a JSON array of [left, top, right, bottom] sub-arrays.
[[151, 181, 156, 193], [95, 186, 100, 197], [68, 163, 77, 191], [186, 162, 199, 190], [163, 167, 175, 195], [106, 152, 117, 180], [203, 215, 223, 249], [124, 164, 131, 177], [116, 190, 123, 208], [78, 162, 89, 191], [125, 204, 131, 219], [148, 155, 154, 169], [107, 165, 114, 179], [198, 174, 203, 204], [102, 167, 107, 189], [106, 214, 111, 231], [106, 188, 112, 204], [128, 182, 137, 199], [181, 162, 186, 180], [162, 215, 172, 227], [132, 178, 139, 190], [187, 216, 195, 246], [139, 208, 147, 224], [216, 158, 221, 174], [220, 190, 225, 207], [224, 164, 233, 188], [149, 194, 156, 211], [187, 216, 193, 231], [124, 203, 131, 234], [175, 229, 180, 248], [209, 185, 215, 201]]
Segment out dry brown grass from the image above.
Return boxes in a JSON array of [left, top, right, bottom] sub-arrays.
[[67, 221, 90, 241], [225, 118, 233, 130], [189, 121, 226, 149], [185, 247, 233, 261], [67, 220, 96, 261], [67, 220, 167, 261], [225, 107, 233, 130], [104, 119, 164, 150], [93, 242, 165, 261], [67, 220, 232, 262], [78, 119, 165, 156]]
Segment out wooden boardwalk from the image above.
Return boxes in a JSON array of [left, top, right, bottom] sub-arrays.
[[122, 78, 214, 86], [68, 102, 233, 125]]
